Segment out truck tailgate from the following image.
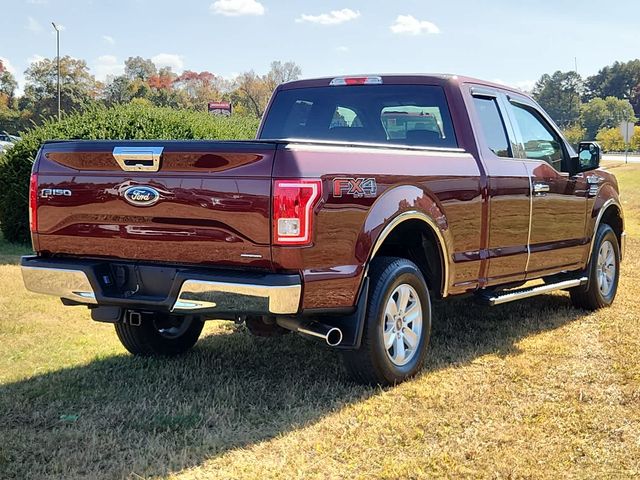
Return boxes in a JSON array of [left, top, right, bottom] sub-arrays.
[[33, 140, 276, 268]]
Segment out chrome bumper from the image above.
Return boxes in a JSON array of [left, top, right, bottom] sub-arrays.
[[20, 257, 301, 315], [21, 266, 97, 304], [172, 280, 301, 314]]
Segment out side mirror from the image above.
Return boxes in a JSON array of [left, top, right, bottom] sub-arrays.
[[575, 141, 601, 173]]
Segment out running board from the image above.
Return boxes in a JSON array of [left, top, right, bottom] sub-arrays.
[[476, 277, 588, 306]]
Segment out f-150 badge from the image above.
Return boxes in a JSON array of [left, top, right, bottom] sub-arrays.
[[332, 177, 377, 198]]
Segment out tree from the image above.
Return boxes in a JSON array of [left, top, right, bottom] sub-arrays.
[[103, 75, 132, 105], [532, 71, 583, 126], [20, 56, 98, 122], [0, 60, 18, 107], [580, 96, 636, 140], [632, 126, 640, 151], [231, 60, 302, 118], [561, 124, 586, 149], [124, 56, 157, 81], [586, 60, 640, 107], [174, 70, 226, 110], [595, 127, 625, 152], [264, 60, 302, 92], [232, 70, 271, 117]]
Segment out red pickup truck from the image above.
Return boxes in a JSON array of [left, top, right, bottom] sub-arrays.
[[21, 74, 625, 385]]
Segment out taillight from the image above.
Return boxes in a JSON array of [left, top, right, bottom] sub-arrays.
[[273, 179, 322, 245], [29, 173, 38, 233]]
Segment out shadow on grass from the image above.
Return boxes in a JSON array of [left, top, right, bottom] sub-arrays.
[[0, 294, 585, 479]]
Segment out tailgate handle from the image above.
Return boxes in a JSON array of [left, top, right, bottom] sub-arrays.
[[112, 146, 164, 172]]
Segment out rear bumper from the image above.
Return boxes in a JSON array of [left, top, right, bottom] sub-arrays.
[[20, 256, 301, 315]]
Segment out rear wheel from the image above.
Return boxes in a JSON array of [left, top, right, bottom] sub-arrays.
[[115, 313, 204, 356], [570, 223, 620, 310], [342, 257, 431, 386]]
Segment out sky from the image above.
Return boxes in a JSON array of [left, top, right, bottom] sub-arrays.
[[1, 0, 639, 95]]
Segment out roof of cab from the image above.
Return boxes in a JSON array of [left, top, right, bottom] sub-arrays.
[[279, 74, 529, 96]]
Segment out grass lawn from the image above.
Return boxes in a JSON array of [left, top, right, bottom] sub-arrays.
[[1, 163, 639, 479]]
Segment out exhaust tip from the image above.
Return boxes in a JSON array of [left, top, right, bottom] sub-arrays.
[[326, 327, 343, 347]]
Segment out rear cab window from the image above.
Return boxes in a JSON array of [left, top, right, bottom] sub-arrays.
[[260, 84, 458, 149], [472, 96, 511, 158]]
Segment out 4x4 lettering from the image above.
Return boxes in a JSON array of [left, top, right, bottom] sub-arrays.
[[333, 177, 377, 198]]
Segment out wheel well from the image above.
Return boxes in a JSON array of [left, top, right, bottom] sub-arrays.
[[600, 204, 623, 247], [373, 219, 444, 296]]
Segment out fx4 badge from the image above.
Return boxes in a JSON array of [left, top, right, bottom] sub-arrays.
[[332, 177, 377, 198]]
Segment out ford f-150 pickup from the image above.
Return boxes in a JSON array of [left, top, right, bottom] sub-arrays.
[[21, 74, 625, 385]]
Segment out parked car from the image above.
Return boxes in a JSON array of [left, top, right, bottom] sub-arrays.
[[0, 132, 20, 154], [21, 74, 625, 385]]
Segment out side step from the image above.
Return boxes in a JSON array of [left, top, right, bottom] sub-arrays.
[[476, 277, 588, 306]]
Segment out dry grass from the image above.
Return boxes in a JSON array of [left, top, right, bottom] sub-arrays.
[[1, 163, 639, 479]]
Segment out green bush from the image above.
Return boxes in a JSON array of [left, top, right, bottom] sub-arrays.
[[0, 103, 259, 244]]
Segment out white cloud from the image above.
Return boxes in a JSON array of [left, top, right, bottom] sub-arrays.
[[26, 16, 42, 33], [27, 54, 45, 65], [151, 53, 184, 72], [492, 78, 536, 92], [93, 55, 125, 81], [0, 57, 25, 95], [513, 79, 536, 92], [210, 0, 265, 16], [0, 57, 16, 75], [336, 46, 349, 53], [27, 0, 49, 4], [296, 8, 360, 25], [102, 35, 115, 45], [390, 15, 440, 35]]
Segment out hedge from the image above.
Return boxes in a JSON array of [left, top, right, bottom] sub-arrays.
[[0, 103, 260, 244]]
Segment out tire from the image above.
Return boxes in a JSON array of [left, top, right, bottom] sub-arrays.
[[342, 257, 432, 386], [115, 313, 204, 356], [570, 223, 620, 310]]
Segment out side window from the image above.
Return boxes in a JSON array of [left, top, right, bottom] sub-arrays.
[[330, 106, 361, 128], [510, 103, 564, 171], [473, 97, 511, 158]]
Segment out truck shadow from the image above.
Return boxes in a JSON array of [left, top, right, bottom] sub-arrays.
[[0, 294, 585, 479]]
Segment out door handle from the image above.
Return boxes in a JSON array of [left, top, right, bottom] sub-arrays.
[[533, 183, 550, 194]]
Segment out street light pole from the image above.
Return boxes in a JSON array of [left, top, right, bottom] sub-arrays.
[[52, 22, 60, 121]]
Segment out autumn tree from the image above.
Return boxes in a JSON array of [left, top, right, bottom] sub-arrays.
[[0, 60, 18, 107], [173, 70, 227, 110], [232, 61, 302, 117], [230, 70, 270, 117]]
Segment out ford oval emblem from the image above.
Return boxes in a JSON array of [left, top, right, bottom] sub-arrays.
[[123, 186, 160, 207]]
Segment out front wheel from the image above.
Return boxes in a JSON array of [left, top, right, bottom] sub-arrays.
[[570, 223, 620, 310], [115, 313, 204, 356], [341, 257, 432, 386]]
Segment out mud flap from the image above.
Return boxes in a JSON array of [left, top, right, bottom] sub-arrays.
[[320, 276, 369, 350]]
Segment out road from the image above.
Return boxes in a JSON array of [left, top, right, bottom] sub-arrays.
[[602, 153, 640, 163]]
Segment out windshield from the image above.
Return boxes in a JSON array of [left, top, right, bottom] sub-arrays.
[[260, 85, 457, 149]]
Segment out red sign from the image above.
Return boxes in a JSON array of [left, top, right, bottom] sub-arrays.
[[208, 102, 232, 116]]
